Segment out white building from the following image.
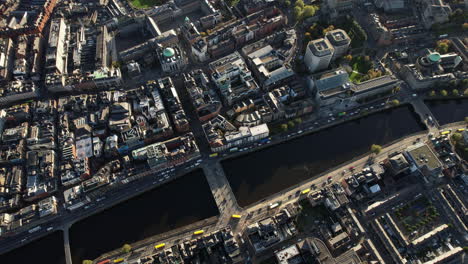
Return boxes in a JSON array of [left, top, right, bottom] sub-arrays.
[[325, 29, 351, 60], [304, 38, 335, 73]]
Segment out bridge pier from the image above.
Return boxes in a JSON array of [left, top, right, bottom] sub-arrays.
[[410, 99, 439, 133], [63, 224, 73, 264]]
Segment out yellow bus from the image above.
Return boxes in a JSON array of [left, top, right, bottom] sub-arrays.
[[441, 131, 450, 135], [193, 230, 204, 235], [301, 188, 311, 195], [113, 258, 124, 263], [209, 153, 218, 158], [457, 128, 465, 132], [231, 214, 241, 219], [154, 243, 165, 249]]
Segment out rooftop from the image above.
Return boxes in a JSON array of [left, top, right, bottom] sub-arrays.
[[406, 143, 442, 170]]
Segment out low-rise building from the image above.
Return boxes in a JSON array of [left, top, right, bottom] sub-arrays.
[[203, 115, 269, 152], [157, 45, 186, 74], [210, 52, 260, 106], [0, 80, 39, 106], [132, 133, 200, 171]]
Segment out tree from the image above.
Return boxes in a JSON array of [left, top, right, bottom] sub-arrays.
[[461, 79, 468, 88], [305, 32, 311, 40], [429, 90, 436, 97], [112, 61, 122, 69], [285, 0, 291, 6], [392, 86, 401, 94], [280, 124, 288, 132], [436, 39, 451, 54], [122, 244, 132, 253], [82, 261, 93, 264], [343, 54, 353, 62], [463, 23, 468, 31], [293, 6, 302, 20], [390, 99, 400, 106], [440, 89, 448, 96], [464, 88, 468, 96], [371, 144, 382, 154], [322, 25, 335, 35], [287, 120, 295, 128], [451, 133, 463, 143], [465, 117, 468, 124], [301, 5, 316, 20], [295, 0, 305, 8], [294, 118, 302, 125], [452, 89, 459, 96]]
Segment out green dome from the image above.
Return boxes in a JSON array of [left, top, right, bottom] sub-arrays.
[[428, 53, 441, 63], [163, 47, 175, 57]]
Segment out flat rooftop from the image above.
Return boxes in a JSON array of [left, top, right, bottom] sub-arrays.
[[407, 143, 442, 170]]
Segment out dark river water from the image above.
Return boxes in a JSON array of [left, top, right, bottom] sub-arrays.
[[222, 106, 426, 207], [425, 99, 468, 125], [0, 231, 65, 264], [70, 169, 218, 263]]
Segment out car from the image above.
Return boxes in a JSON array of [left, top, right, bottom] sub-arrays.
[[381, 103, 385, 106], [369, 106, 374, 110], [412, 94, 417, 97]]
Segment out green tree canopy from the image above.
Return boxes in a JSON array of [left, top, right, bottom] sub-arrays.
[[122, 244, 132, 253], [440, 89, 448, 96], [293, 6, 302, 20], [452, 89, 459, 96], [429, 90, 436, 97], [301, 5, 316, 20], [295, 0, 305, 8], [371, 144, 382, 154], [82, 261, 93, 264], [280, 124, 288, 132], [451, 133, 463, 143], [390, 99, 400, 106]]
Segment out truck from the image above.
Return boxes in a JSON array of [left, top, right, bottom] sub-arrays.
[[438, 34, 448, 39], [269, 202, 280, 209], [28, 226, 41, 233], [229, 147, 239, 152]]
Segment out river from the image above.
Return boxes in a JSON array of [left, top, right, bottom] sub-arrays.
[[222, 106, 426, 207], [0, 231, 65, 264], [70, 169, 218, 263], [425, 98, 468, 125]]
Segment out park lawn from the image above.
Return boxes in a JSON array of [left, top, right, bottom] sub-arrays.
[[349, 71, 362, 83], [349, 56, 372, 83], [129, 0, 164, 8]]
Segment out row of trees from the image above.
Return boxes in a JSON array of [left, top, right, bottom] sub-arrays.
[[82, 244, 132, 264], [279, 118, 303, 132], [451, 132, 468, 161], [428, 88, 468, 97]]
